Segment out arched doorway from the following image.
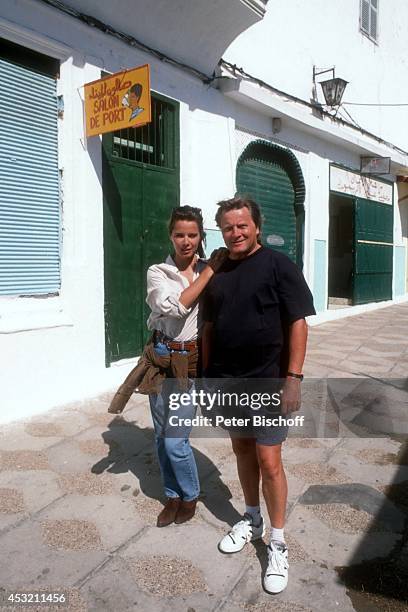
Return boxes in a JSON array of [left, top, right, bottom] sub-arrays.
[[236, 140, 305, 267]]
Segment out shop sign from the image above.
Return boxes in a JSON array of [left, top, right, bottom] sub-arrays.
[[330, 166, 393, 205], [84, 65, 151, 137], [360, 156, 391, 175]]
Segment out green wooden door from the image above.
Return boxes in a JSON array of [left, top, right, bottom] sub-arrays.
[[237, 158, 297, 262], [103, 95, 179, 365], [353, 197, 393, 305], [140, 164, 179, 338]]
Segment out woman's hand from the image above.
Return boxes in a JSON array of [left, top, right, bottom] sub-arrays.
[[178, 248, 228, 309], [207, 248, 229, 272]]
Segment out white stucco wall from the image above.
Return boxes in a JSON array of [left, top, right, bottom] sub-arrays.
[[224, 0, 408, 152]]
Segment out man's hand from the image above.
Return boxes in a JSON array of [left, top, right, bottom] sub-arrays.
[[281, 318, 307, 414], [207, 248, 229, 272], [280, 377, 301, 415]]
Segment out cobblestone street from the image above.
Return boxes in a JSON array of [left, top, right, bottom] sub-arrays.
[[1, 303, 407, 612]]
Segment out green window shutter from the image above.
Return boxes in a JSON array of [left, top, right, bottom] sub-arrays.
[[0, 52, 60, 295]]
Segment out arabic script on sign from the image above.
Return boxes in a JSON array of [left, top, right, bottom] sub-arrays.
[[330, 166, 393, 205]]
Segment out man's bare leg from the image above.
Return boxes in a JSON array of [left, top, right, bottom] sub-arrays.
[[256, 443, 287, 528], [256, 443, 289, 595], [231, 437, 260, 506]]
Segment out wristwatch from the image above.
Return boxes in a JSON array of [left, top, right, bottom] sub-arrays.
[[287, 371, 304, 381]]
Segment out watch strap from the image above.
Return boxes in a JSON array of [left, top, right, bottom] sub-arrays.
[[287, 371, 304, 381]]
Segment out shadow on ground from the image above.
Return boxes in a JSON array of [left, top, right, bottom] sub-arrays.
[[290, 374, 408, 610], [90, 416, 241, 527], [335, 442, 408, 612]]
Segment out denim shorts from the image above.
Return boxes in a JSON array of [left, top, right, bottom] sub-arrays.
[[207, 377, 288, 446]]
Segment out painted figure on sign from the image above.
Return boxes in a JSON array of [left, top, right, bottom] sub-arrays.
[[122, 83, 144, 120]]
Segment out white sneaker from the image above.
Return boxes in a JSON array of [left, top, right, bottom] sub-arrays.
[[263, 541, 289, 594], [218, 513, 265, 553]]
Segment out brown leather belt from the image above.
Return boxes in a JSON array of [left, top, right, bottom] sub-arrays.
[[166, 340, 197, 351], [154, 330, 197, 352]]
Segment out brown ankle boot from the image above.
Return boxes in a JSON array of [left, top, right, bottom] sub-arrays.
[[157, 497, 181, 527], [174, 499, 197, 524]]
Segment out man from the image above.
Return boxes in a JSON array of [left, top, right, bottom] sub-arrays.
[[202, 196, 315, 594]]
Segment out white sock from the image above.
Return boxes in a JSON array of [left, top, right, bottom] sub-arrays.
[[270, 526, 285, 544], [245, 505, 262, 525]]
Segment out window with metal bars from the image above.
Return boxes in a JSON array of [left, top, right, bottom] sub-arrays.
[[112, 96, 175, 168], [360, 0, 378, 42]]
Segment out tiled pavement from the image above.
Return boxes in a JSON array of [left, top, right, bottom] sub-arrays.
[[0, 303, 407, 611], [306, 304, 408, 379]]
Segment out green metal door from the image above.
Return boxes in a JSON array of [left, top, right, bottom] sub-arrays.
[[353, 197, 393, 305], [103, 94, 179, 365]]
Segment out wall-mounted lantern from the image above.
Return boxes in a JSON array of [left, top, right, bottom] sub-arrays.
[[313, 66, 348, 107]]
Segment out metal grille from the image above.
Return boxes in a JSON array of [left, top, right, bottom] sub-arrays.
[[0, 56, 60, 296], [112, 97, 174, 167]]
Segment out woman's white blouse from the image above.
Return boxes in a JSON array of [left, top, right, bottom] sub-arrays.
[[146, 255, 207, 341]]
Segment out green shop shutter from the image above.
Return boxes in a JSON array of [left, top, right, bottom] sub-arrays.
[[0, 54, 60, 295], [353, 197, 393, 305]]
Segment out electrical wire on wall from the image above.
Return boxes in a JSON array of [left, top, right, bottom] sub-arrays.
[[344, 102, 408, 107], [36, 0, 408, 161], [37, 0, 213, 83]]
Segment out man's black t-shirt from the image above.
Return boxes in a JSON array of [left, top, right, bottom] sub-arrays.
[[202, 246, 315, 377]]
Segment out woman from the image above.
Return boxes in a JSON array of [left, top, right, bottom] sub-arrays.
[[146, 205, 226, 527]]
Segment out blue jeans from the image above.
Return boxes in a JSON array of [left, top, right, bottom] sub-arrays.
[[149, 378, 200, 501]]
